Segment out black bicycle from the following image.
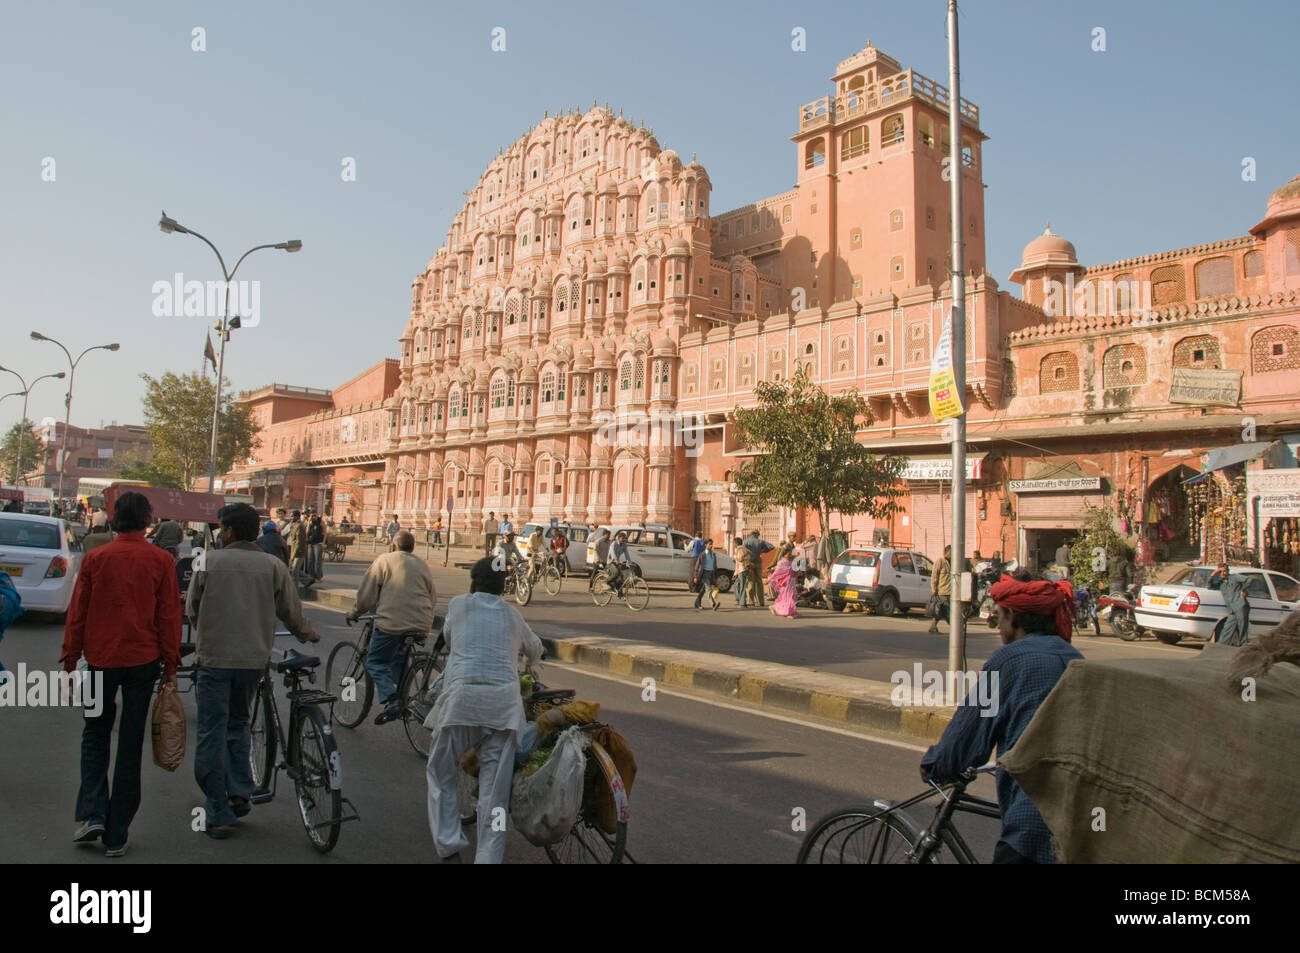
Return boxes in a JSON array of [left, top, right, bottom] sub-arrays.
[[796, 765, 1000, 864], [326, 613, 447, 753], [248, 639, 359, 853], [589, 563, 649, 611]]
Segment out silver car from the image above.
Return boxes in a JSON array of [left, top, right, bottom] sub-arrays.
[[0, 513, 82, 620], [586, 523, 736, 590]]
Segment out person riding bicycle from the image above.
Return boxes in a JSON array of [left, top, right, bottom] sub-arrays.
[[549, 527, 569, 568], [498, 531, 526, 574], [345, 530, 438, 725], [525, 525, 546, 580], [919, 575, 1082, 864], [606, 531, 634, 590]]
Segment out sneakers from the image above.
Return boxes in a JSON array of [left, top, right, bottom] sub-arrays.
[[374, 700, 404, 725], [103, 843, 128, 858], [73, 820, 105, 843]]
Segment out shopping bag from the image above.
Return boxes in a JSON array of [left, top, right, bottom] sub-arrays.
[[509, 725, 589, 847], [925, 595, 945, 620], [151, 681, 187, 771]]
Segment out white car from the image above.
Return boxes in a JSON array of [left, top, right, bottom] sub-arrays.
[[0, 513, 81, 619], [1134, 566, 1300, 645], [826, 547, 935, 615]]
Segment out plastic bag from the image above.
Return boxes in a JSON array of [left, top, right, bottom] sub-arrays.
[[924, 595, 945, 620], [151, 682, 187, 771], [509, 725, 589, 847]]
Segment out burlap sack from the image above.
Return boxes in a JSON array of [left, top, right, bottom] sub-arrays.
[[1002, 641, 1300, 863]]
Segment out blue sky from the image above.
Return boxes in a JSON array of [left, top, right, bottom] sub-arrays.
[[2, 0, 1296, 434]]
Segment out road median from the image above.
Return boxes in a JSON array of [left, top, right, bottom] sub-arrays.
[[303, 585, 954, 743]]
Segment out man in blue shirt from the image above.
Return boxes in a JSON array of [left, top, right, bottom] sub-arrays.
[[920, 576, 1082, 864], [606, 531, 633, 589], [693, 539, 719, 610]]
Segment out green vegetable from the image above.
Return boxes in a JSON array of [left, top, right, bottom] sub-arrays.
[[519, 745, 554, 778], [519, 674, 534, 695]]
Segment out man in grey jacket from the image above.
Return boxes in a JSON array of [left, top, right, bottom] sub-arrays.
[[186, 503, 319, 840]]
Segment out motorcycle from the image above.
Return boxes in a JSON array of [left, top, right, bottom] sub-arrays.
[[1098, 588, 1144, 641], [1072, 584, 1102, 638]]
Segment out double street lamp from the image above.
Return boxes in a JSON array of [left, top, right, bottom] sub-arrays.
[[158, 211, 302, 493], [0, 367, 67, 485], [28, 336, 119, 503]]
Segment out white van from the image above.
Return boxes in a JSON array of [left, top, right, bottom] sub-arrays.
[[827, 547, 934, 615]]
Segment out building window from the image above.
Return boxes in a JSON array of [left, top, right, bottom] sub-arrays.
[[805, 137, 826, 169], [841, 125, 869, 160], [1102, 344, 1148, 387], [782, 205, 792, 224], [1039, 351, 1078, 393], [1252, 325, 1300, 373], [882, 114, 904, 145], [890, 209, 904, 232], [620, 360, 632, 391], [1193, 256, 1234, 299], [1173, 335, 1222, 369]]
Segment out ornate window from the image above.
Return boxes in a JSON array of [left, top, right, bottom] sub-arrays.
[[620, 359, 632, 391], [634, 356, 645, 391], [1252, 326, 1300, 373], [1243, 250, 1264, 278], [490, 375, 506, 410], [595, 370, 610, 397], [507, 376, 516, 407], [1102, 344, 1147, 388], [1039, 352, 1078, 393], [448, 386, 460, 419], [1151, 264, 1186, 305], [835, 335, 853, 374], [1173, 335, 1222, 369], [882, 114, 904, 145], [541, 370, 556, 404], [804, 137, 826, 169], [841, 125, 868, 160], [1193, 257, 1234, 299]]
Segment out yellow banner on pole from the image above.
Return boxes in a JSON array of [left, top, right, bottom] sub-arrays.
[[929, 310, 965, 422]]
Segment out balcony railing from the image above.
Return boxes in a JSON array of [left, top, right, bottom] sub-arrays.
[[799, 69, 978, 131]]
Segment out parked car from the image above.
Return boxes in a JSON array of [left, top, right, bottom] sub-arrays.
[[826, 546, 935, 615], [1134, 566, 1300, 645], [585, 523, 736, 590], [514, 521, 591, 573], [0, 513, 81, 620]]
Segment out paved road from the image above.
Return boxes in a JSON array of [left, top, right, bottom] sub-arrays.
[[0, 603, 1000, 864], [317, 550, 1201, 683]]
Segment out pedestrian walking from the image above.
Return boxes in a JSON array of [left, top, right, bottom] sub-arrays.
[[499, 513, 513, 538], [385, 513, 401, 543], [81, 522, 115, 556], [275, 508, 289, 533], [89, 506, 109, 529], [482, 511, 499, 557], [186, 503, 319, 840], [692, 539, 720, 610], [768, 547, 799, 618], [742, 530, 773, 607], [284, 510, 307, 585], [426, 558, 544, 864], [153, 518, 183, 554], [306, 511, 325, 581], [61, 491, 182, 857], [432, 517, 442, 545], [1211, 563, 1251, 646], [732, 537, 749, 607], [929, 544, 953, 634]]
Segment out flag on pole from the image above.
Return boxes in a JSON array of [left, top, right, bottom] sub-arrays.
[[203, 334, 217, 374], [928, 309, 965, 422]]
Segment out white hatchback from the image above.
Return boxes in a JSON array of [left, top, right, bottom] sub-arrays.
[[0, 513, 81, 619], [827, 547, 935, 615]]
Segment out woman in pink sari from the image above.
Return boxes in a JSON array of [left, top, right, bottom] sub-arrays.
[[768, 548, 799, 618]]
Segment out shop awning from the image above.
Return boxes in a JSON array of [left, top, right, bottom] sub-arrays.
[[1183, 441, 1281, 484]]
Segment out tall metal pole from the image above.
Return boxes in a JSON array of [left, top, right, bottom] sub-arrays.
[[208, 282, 232, 494], [947, 0, 968, 674]]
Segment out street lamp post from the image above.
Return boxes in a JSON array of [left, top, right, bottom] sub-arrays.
[[158, 211, 301, 493], [26, 337, 118, 503], [0, 367, 66, 484]]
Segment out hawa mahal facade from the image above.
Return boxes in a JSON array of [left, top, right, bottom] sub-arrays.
[[223, 42, 1300, 573]]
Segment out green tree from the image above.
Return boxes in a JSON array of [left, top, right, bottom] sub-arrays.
[[139, 371, 259, 490], [1067, 503, 1127, 593], [730, 367, 906, 541], [113, 454, 184, 490], [2, 419, 44, 484]]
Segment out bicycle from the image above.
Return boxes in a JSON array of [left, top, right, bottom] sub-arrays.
[[325, 614, 447, 745], [795, 765, 1000, 864], [589, 563, 649, 611], [502, 562, 534, 606], [540, 552, 566, 595], [248, 639, 359, 853]]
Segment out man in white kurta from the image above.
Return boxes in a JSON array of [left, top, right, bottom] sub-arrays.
[[425, 558, 544, 863]]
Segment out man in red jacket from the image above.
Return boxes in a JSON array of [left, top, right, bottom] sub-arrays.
[[61, 491, 182, 857]]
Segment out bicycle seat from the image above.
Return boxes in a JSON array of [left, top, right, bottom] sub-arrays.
[[400, 630, 428, 645], [532, 688, 576, 702], [275, 650, 321, 674]]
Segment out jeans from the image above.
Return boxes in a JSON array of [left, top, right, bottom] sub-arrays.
[[76, 659, 160, 849], [694, 569, 717, 607], [733, 568, 748, 606], [364, 629, 410, 705], [306, 542, 323, 579], [194, 667, 262, 827], [432, 530, 442, 545]]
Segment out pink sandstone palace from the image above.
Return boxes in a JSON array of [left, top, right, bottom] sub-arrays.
[[222, 42, 1300, 575]]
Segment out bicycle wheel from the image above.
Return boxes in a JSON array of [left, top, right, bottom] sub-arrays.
[[400, 653, 439, 758], [796, 806, 929, 864], [326, 639, 373, 728], [248, 676, 276, 792], [546, 743, 627, 864], [292, 705, 342, 853], [591, 576, 614, 607], [543, 566, 563, 596], [623, 577, 650, 612], [515, 573, 533, 606]]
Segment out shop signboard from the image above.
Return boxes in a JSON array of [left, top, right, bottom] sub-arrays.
[[1009, 477, 1103, 493], [1168, 368, 1242, 407], [899, 456, 983, 482]]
